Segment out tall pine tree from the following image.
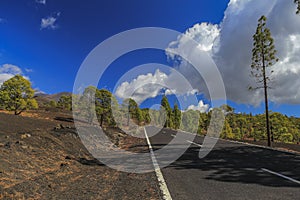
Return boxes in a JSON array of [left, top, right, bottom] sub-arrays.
[[250, 16, 279, 147], [161, 95, 172, 128], [173, 104, 181, 130]]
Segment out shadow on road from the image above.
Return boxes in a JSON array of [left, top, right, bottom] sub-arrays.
[[162, 144, 300, 188]]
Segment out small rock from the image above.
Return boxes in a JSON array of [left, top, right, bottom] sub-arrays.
[[60, 163, 68, 167], [54, 124, 64, 130], [65, 156, 71, 160], [20, 133, 31, 139], [4, 142, 11, 149]]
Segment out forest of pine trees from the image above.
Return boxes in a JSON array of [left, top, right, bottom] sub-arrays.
[[42, 89, 300, 145]]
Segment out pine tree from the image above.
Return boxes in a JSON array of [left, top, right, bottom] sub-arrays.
[[95, 89, 115, 127], [173, 104, 181, 130], [136, 107, 144, 125], [161, 95, 172, 128], [0, 75, 38, 115], [295, 0, 300, 14], [222, 119, 233, 139], [198, 112, 208, 135], [122, 98, 141, 126], [250, 16, 279, 147], [57, 95, 72, 110]]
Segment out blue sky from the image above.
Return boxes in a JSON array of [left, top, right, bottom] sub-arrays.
[[0, 0, 228, 91], [1, 0, 300, 117]]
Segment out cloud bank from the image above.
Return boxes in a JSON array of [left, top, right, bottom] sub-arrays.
[[167, 0, 300, 106], [115, 0, 300, 109], [115, 68, 208, 110]]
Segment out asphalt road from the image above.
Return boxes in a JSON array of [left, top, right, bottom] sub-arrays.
[[145, 126, 300, 200]]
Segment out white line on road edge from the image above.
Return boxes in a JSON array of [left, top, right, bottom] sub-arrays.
[[144, 128, 172, 200], [175, 128, 299, 155], [186, 140, 203, 147], [218, 138, 299, 155], [261, 168, 300, 185]]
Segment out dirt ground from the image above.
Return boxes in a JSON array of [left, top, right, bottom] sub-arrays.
[[0, 111, 161, 200]]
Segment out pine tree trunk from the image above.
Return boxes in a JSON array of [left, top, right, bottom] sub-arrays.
[[100, 114, 104, 127], [261, 32, 272, 147], [262, 61, 271, 147], [127, 113, 130, 126]]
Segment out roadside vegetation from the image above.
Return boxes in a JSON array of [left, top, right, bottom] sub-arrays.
[[1, 75, 299, 145], [160, 96, 300, 145]]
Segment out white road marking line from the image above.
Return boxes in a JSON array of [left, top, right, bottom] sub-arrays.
[[180, 129, 298, 155], [218, 137, 299, 155], [261, 168, 300, 185], [172, 134, 202, 147], [186, 140, 202, 147], [144, 128, 172, 200]]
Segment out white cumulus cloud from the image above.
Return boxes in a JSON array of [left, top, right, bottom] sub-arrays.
[[35, 0, 46, 5], [40, 12, 60, 30], [0, 64, 22, 74], [166, 0, 300, 106], [0, 64, 29, 86], [115, 69, 168, 104], [187, 100, 209, 113], [166, 23, 220, 59], [115, 68, 199, 105]]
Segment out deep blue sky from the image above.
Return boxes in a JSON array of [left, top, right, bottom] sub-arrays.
[[0, 0, 228, 91], [0, 0, 299, 117]]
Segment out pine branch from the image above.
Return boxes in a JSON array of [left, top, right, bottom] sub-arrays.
[[295, 0, 300, 14]]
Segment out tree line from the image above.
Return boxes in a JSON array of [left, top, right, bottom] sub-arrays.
[[0, 75, 300, 144], [159, 97, 300, 144], [44, 88, 300, 144]]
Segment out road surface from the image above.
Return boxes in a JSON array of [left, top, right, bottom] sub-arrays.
[[145, 126, 300, 200]]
